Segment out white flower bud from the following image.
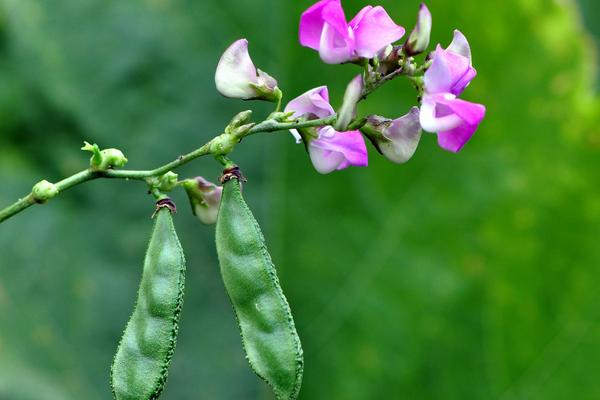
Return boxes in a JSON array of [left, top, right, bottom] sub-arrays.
[[215, 39, 280, 102], [405, 4, 432, 56], [335, 74, 364, 131]]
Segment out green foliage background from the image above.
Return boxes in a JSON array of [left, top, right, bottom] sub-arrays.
[[0, 0, 598, 399]]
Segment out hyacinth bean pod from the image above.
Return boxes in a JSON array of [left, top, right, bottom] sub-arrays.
[[215, 171, 303, 400], [111, 201, 186, 400]]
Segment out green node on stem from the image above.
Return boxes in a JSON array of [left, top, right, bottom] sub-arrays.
[[147, 171, 179, 196], [209, 133, 239, 156], [31, 180, 59, 203]]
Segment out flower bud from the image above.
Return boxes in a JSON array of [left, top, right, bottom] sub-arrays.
[[157, 172, 178, 192], [404, 4, 432, 56], [82, 141, 128, 171], [32, 180, 59, 203], [182, 177, 223, 224], [335, 74, 364, 131], [361, 107, 422, 164], [224, 110, 256, 140], [100, 149, 128, 168], [225, 110, 253, 132], [376, 44, 401, 75], [215, 39, 281, 102], [377, 44, 394, 62]]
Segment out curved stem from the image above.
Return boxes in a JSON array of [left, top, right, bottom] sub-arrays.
[[0, 116, 336, 224]]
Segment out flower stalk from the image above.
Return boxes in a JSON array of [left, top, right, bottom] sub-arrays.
[[0, 115, 337, 224]]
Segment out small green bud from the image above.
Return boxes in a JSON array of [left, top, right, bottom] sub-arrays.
[[100, 148, 128, 169], [225, 110, 253, 135], [268, 110, 296, 122], [82, 141, 128, 171], [32, 180, 59, 203], [157, 172, 179, 192], [233, 123, 255, 138]]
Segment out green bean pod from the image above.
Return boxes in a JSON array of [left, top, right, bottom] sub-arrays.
[[111, 201, 186, 400], [216, 173, 303, 400]]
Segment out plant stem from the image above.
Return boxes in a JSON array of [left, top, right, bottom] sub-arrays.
[[0, 195, 36, 223], [0, 116, 336, 224]]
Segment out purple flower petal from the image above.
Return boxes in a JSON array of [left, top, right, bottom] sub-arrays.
[[299, 0, 345, 50], [420, 30, 485, 152], [420, 93, 486, 152], [347, 5, 371, 30], [309, 145, 347, 173], [437, 121, 479, 153], [318, 0, 354, 63], [284, 86, 335, 120], [285, 86, 335, 143], [437, 96, 486, 126], [450, 66, 477, 96], [349, 6, 405, 59], [424, 46, 471, 95], [318, 21, 354, 63], [309, 127, 368, 173], [300, 0, 404, 63], [321, 0, 350, 39], [379, 107, 422, 164], [300, 0, 354, 63], [420, 93, 463, 132], [447, 30, 471, 62], [424, 31, 476, 96]]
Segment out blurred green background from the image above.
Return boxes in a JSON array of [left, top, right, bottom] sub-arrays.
[[0, 0, 598, 399]]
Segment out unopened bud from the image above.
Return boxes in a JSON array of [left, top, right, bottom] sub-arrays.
[[404, 4, 432, 56], [215, 39, 281, 102], [82, 141, 128, 171], [335, 74, 364, 131], [361, 107, 422, 164], [226, 110, 253, 133], [157, 172, 178, 192], [182, 177, 223, 224]]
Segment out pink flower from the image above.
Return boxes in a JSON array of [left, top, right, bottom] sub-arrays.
[[285, 86, 368, 174], [420, 30, 486, 152], [299, 0, 405, 64]]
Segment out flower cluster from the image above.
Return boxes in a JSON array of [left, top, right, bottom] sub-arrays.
[[299, 1, 405, 64], [214, 0, 486, 177]]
